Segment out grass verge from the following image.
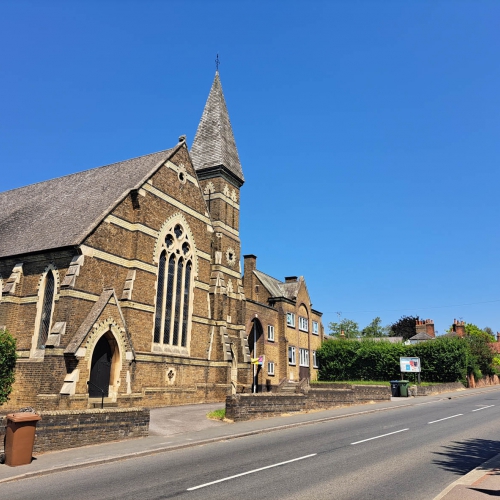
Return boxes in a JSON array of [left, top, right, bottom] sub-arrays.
[[207, 408, 225, 420]]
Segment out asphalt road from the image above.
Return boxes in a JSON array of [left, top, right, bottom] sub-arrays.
[[4, 392, 500, 499]]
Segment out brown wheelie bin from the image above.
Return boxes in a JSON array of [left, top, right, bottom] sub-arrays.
[[4, 412, 42, 466]]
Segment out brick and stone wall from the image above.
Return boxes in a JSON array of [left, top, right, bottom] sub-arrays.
[[411, 382, 465, 396], [0, 407, 149, 454], [226, 384, 391, 421]]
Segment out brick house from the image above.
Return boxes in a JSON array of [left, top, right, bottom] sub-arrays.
[[243, 255, 324, 392], [0, 72, 323, 410]]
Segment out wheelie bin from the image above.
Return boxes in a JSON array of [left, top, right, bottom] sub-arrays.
[[399, 380, 410, 397], [390, 380, 400, 397], [4, 412, 42, 466]]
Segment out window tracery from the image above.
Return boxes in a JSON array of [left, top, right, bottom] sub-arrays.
[[153, 222, 194, 351]]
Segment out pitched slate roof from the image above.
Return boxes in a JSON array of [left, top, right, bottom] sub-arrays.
[[254, 270, 300, 301], [254, 270, 283, 298], [409, 332, 434, 341], [190, 72, 244, 182], [0, 146, 178, 258]]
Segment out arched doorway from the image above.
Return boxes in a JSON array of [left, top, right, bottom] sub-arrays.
[[248, 318, 263, 393], [89, 335, 112, 397]]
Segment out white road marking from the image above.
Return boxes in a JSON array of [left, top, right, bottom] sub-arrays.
[[472, 405, 495, 412], [428, 414, 463, 424], [187, 454, 317, 491], [350, 428, 409, 445]]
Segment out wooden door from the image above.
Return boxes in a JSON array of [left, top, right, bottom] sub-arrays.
[[89, 335, 112, 397]]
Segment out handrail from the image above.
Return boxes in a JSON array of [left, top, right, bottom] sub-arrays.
[[87, 381, 105, 409]]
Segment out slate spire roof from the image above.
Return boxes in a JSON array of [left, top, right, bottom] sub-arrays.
[[190, 71, 244, 183]]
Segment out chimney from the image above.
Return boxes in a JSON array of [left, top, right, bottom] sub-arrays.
[[243, 255, 257, 300], [497, 332, 500, 343], [285, 276, 298, 283], [425, 319, 435, 338], [453, 319, 466, 337], [244, 255, 257, 275], [415, 319, 426, 336]]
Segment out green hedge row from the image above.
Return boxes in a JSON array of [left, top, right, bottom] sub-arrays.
[[316, 337, 472, 383]]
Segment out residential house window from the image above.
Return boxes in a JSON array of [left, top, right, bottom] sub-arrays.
[[288, 346, 296, 365], [312, 321, 319, 335], [313, 350, 318, 368], [267, 361, 275, 376], [37, 270, 55, 349], [154, 223, 194, 349], [267, 325, 275, 342], [299, 316, 308, 332], [299, 348, 309, 367], [286, 312, 295, 327]]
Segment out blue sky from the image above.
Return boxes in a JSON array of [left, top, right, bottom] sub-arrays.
[[1, 1, 499, 334]]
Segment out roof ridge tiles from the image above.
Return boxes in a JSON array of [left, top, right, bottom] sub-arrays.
[[253, 268, 283, 284], [0, 147, 176, 195]]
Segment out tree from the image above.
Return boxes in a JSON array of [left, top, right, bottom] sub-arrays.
[[484, 326, 494, 337], [389, 315, 419, 341], [0, 328, 17, 404], [464, 323, 495, 378], [361, 317, 389, 337], [328, 318, 359, 338]]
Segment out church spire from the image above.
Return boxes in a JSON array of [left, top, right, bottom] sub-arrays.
[[190, 71, 244, 186]]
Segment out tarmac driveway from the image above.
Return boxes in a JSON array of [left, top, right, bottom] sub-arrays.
[[149, 402, 226, 436]]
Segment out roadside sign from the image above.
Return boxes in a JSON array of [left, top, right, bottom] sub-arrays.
[[400, 357, 421, 373]]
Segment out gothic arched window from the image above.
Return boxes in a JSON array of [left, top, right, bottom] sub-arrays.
[[153, 223, 194, 350], [37, 270, 55, 348]]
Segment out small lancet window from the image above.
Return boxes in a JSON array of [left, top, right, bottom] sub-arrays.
[[38, 271, 55, 348]]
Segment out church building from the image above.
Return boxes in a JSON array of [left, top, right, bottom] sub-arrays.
[[0, 72, 323, 410]]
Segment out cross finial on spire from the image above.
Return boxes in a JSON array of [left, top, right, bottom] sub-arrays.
[[215, 53, 220, 72]]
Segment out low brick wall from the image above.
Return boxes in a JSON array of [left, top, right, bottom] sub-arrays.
[[0, 407, 149, 454], [226, 384, 391, 421], [411, 382, 465, 396]]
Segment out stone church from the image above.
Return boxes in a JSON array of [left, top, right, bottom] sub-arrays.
[[0, 72, 323, 410]]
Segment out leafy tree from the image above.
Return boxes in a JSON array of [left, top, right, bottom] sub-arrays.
[[484, 326, 494, 337], [0, 328, 17, 404], [463, 323, 495, 378], [464, 323, 494, 341], [361, 317, 389, 337], [328, 319, 359, 338], [389, 315, 419, 340]]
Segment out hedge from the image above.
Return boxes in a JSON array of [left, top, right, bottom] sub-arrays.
[[317, 337, 472, 383]]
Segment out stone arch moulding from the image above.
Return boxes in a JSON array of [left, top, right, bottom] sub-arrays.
[[36, 263, 61, 294], [153, 212, 199, 278], [83, 318, 129, 401], [31, 263, 61, 357], [298, 302, 310, 316]]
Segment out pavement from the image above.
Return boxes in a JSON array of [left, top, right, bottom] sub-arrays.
[[1, 387, 500, 499]]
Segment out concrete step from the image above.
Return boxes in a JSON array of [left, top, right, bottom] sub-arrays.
[[88, 399, 118, 409]]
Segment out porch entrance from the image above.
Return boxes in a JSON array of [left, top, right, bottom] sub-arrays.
[[89, 335, 112, 397]]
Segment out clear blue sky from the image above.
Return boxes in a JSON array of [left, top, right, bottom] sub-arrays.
[[1, 1, 499, 335]]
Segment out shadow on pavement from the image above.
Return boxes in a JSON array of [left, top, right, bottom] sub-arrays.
[[432, 438, 500, 475], [469, 488, 500, 496]]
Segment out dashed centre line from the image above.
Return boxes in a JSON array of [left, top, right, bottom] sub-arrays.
[[351, 428, 409, 445], [472, 405, 495, 412], [428, 414, 463, 424], [187, 453, 317, 491]]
